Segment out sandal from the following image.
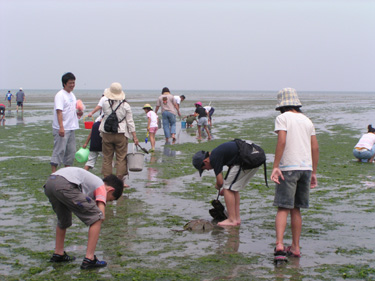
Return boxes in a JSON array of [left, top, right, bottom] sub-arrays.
[[274, 247, 288, 263], [286, 246, 301, 257], [80, 255, 107, 269], [49, 251, 76, 262]]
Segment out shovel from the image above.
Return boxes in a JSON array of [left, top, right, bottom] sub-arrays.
[[137, 144, 149, 154], [145, 131, 149, 143]]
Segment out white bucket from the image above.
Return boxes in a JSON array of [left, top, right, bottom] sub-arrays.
[[127, 148, 145, 172]]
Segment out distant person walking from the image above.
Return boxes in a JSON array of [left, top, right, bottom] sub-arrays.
[[142, 104, 158, 152], [16, 88, 25, 112], [5, 91, 12, 107], [50, 72, 82, 173], [155, 87, 181, 143], [270, 88, 319, 262], [353, 125, 375, 163]]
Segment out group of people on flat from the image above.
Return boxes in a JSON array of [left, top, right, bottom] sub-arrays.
[[0, 88, 26, 122], [45, 72, 319, 268]]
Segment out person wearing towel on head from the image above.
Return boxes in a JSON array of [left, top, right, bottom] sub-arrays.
[[99, 82, 139, 187], [353, 125, 375, 163]]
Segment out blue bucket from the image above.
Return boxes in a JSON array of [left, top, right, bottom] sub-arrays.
[[181, 121, 186, 129]]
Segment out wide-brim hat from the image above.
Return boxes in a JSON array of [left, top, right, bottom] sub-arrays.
[[192, 150, 209, 176], [275, 88, 302, 110], [104, 82, 125, 100], [142, 103, 153, 110]]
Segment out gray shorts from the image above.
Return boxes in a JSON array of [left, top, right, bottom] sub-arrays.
[[85, 151, 102, 168], [50, 129, 76, 167], [198, 117, 208, 126], [273, 170, 312, 209], [44, 175, 103, 228], [223, 165, 259, 192]]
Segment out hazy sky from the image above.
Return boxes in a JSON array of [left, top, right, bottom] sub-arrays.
[[1, 0, 374, 91]]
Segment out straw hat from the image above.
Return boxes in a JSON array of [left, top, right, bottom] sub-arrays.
[[104, 82, 125, 100], [275, 88, 302, 110], [142, 104, 153, 110]]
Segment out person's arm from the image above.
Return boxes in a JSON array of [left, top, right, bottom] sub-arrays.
[[56, 109, 65, 137], [88, 105, 102, 117], [83, 130, 92, 149], [96, 201, 105, 220], [310, 135, 319, 188], [154, 105, 160, 114], [147, 117, 151, 131], [215, 173, 224, 190], [174, 102, 181, 117], [131, 131, 139, 145], [270, 130, 286, 184]]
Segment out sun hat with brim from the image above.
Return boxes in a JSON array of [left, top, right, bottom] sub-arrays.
[[192, 150, 209, 176], [104, 82, 126, 100], [275, 88, 302, 110], [142, 104, 153, 110]]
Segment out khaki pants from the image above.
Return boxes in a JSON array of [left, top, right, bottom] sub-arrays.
[[101, 133, 128, 179]]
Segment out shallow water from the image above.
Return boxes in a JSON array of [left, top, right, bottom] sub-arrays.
[[1, 90, 375, 279]]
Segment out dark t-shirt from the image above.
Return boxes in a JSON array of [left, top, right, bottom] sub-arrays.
[[90, 122, 102, 152], [195, 106, 207, 118], [209, 141, 240, 176]]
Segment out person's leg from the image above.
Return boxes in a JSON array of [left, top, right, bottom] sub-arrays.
[[170, 113, 177, 141], [150, 132, 156, 150], [55, 226, 67, 255], [63, 130, 76, 167], [218, 189, 239, 226], [101, 133, 115, 177], [234, 191, 241, 224], [290, 207, 302, 255], [204, 125, 211, 139], [85, 220, 102, 260], [162, 111, 170, 142], [114, 134, 128, 180], [197, 125, 202, 139], [51, 128, 68, 172], [275, 207, 290, 251]]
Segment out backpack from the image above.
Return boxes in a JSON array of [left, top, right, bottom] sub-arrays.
[[104, 100, 126, 133], [234, 138, 269, 187]]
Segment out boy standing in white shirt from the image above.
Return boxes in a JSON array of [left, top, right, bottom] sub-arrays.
[[271, 88, 319, 262]]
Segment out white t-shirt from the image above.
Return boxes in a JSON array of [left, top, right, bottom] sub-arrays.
[[98, 96, 108, 107], [147, 110, 158, 128], [274, 111, 316, 171], [52, 89, 79, 130], [204, 106, 211, 112], [354, 133, 375, 150], [174, 95, 181, 105]]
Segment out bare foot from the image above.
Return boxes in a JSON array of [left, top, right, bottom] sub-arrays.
[[218, 219, 238, 226]]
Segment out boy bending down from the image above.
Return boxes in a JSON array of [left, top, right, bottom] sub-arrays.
[[44, 167, 124, 269]]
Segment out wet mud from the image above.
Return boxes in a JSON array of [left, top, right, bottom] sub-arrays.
[[0, 90, 375, 280]]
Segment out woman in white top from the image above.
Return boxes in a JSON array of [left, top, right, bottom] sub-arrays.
[[353, 125, 375, 162]]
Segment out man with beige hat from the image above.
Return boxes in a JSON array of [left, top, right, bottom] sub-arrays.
[[98, 82, 139, 187]]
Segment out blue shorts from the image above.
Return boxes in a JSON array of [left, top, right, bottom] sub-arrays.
[[273, 170, 312, 209]]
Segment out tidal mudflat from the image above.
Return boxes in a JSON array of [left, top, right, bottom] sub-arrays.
[[0, 90, 375, 280]]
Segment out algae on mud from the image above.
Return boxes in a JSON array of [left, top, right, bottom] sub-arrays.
[[1, 90, 375, 280]]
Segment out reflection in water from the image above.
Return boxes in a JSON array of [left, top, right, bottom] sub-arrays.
[[211, 226, 240, 255], [146, 154, 158, 186], [16, 113, 24, 125], [163, 143, 176, 157]]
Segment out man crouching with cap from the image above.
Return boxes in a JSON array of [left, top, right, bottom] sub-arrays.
[[192, 141, 258, 226]]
